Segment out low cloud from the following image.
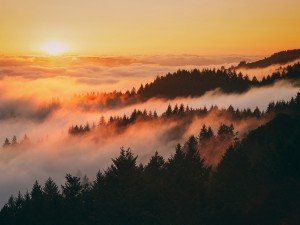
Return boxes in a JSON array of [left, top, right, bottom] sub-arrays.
[[236, 59, 300, 80], [0, 79, 298, 207], [0, 55, 257, 96], [0, 55, 299, 207]]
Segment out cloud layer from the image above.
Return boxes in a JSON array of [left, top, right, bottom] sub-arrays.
[[0, 55, 299, 207]]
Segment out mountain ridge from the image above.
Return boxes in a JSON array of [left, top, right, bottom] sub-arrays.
[[236, 49, 300, 69]]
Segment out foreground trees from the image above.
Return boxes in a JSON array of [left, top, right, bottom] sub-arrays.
[[1, 94, 300, 224], [1, 110, 300, 225]]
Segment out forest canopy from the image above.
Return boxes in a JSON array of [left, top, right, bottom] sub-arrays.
[[1, 93, 300, 225]]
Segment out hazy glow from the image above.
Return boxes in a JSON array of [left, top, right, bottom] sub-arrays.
[[41, 40, 68, 56], [0, 0, 299, 55]]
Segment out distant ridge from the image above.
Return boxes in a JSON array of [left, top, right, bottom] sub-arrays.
[[237, 49, 300, 69]]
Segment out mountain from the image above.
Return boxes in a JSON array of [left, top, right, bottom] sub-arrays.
[[237, 49, 300, 69]]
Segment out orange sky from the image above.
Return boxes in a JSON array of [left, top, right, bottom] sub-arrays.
[[0, 0, 299, 56]]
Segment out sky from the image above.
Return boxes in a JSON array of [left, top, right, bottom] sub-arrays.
[[0, 0, 299, 55]]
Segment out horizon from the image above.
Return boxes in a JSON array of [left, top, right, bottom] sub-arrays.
[[1, 0, 300, 55]]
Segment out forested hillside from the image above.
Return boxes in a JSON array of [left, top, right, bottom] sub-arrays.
[[75, 62, 300, 110], [237, 49, 300, 68], [1, 93, 299, 225]]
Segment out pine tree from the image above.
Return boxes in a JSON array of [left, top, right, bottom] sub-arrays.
[[98, 116, 106, 126], [31, 181, 43, 200], [199, 125, 208, 141], [165, 104, 172, 117], [3, 138, 10, 148], [11, 136, 17, 145], [207, 126, 214, 139], [178, 104, 185, 116], [21, 134, 30, 144], [81, 175, 92, 193], [173, 104, 179, 115], [15, 192, 24, 210], [107, 147, 138, 177], [43, 178, 60, 200], [62, 174, 82, 200], [93, 170, 104, 191], [145, 151, 165, 176]]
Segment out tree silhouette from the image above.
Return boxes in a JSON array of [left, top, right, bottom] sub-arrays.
[[11, 136, 17, 145], [3, 138, 10, 148], [1, 92, 300, 225]]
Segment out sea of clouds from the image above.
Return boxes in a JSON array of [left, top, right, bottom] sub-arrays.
[[0, 55, 299, 206]]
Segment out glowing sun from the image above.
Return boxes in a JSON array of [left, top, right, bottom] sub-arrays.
[[41, 40, 68, 56]]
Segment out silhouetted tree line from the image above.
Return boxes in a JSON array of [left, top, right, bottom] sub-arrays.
[[69, 109, 160, 136], [137, 62, 300, 100], [74, 62, 300, 109], [237, 49, 300, 68], [2, 135, 30, 149], [68, 123, 94, 136], [68, 103, 261, 136], [69, 92, 300, 137], [1, 110, 299, 225]]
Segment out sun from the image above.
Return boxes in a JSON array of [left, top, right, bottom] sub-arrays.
[[41, 40, 68, 56]]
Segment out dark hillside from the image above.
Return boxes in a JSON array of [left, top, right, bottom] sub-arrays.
[[237, 49, 300, 69]]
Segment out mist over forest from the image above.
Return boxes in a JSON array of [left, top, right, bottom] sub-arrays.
[[0, 50, 300, 225], [1, 0, 300, 223]]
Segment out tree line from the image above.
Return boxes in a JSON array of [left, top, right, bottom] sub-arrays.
[[69, 92, 300, 137], [68, 104, 253, 136], [237, 49, 300, 68], [74, 62, 300, 110], [1, 93, 300, 224], [2, 135, 30, 149], [1, 109, 299, 225]]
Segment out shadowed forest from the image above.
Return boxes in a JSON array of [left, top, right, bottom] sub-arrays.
[[1, 84, 300, 224], [0, 93, 299, 225]]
